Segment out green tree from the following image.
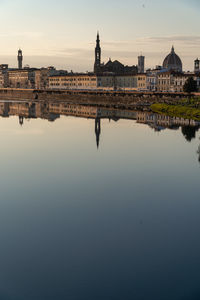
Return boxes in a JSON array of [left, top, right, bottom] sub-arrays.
[[183, 77, 197, 93]]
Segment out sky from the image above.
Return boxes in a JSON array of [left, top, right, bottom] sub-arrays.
[[0, 0, 199, 71]]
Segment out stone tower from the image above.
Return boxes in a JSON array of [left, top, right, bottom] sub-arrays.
[[138, 55, 145, 73], [18, 49, 23, 69], [194, 58, 200, 73], [94, 32, 101, 74]]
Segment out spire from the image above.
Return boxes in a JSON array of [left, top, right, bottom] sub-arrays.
[[171, 45, 175, 53], [94, 31, 101, 73], [96, 31, 100, 47]]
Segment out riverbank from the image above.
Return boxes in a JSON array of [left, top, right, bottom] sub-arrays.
[[0, 88, 200, 114], [151, 99, 200, 121], [0, 88, 199, 105]]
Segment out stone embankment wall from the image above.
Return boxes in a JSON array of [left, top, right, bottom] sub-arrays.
[[0, 88, 199, 109]]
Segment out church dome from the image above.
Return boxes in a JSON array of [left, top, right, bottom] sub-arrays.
[[163, 46, 182, 72]]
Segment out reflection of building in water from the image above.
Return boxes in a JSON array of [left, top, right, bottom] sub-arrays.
[[0, 101, 199, 147], [97, 108, 137, 120], [0, 102, 60, 123], [0, 102, 9, 117], [137, 111, 200, 132], [49, 103, 98, 118], [9, 102, 34, 118]]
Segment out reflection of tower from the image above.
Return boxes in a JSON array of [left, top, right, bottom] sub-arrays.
[[18, 49, 23, 69], [94, 32, 101, 74], [19, 116, 24, 126], [95, 118, 101, 149], [138, 55, 145, 73], [197, 143, 200, 163]]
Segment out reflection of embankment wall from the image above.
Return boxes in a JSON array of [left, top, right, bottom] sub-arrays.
[[0, 88, 198, 108], [0, 101, 199, 130]]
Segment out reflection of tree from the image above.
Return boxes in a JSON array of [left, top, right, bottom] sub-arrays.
[[181, 126, 199, 142]]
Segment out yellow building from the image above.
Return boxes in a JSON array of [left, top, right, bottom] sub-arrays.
[[157, 71, 174, 92], [8, 69, 36, 89], [49, 74, 97, 90], [135, 74, 147, 91], [49, 73, 139, 91]]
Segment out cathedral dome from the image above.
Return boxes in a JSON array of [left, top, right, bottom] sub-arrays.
[[163, 46, 182, 72]]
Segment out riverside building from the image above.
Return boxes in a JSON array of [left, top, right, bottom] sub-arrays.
[[35, 67, 58, 89], [136, 74, 147, 91], [8, 68, 37, 89], [157, 70, 198, 92], [49, 73, 97, 90], [49, 73, 138, 91], [2, 43, 200, 93], [0, 65, 9, 88], [157, 70, 175, 92]]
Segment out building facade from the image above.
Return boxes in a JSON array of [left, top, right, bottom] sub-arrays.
[[157, 71, 174, 92], [136, 74, 147, 91], [114, 75, 137, 90], [49, 73, 97, 90], [172, 73, 191, 92], [157, 71, 198, 92], [8, 69, 37, 89], [35, 67, 58, 89], [49, 73, 138, 91], [0, 65, 9, 88]]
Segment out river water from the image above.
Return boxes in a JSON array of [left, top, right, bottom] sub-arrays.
[[0, 101, 200, 300]]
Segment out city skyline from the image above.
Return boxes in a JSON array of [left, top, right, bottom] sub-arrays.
[[0, 0, 199, 71]]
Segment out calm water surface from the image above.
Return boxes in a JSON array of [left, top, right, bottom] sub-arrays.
[[0, 101, 200, 300]]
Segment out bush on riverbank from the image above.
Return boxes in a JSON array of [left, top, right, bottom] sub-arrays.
[[151, 103, 200, 121], [179, 97, 200, 107]]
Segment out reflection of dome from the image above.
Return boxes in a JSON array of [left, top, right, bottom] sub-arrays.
[[163, 46, 182, 72]]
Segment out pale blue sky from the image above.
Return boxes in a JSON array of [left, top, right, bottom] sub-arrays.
[[0, 0, 199, 71]]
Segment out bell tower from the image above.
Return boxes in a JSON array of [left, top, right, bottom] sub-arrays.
[[94, 32, 101, 74], [138, 55, 145, 73], [18, 49, 23, 69], [194, 58, 200, 73]]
